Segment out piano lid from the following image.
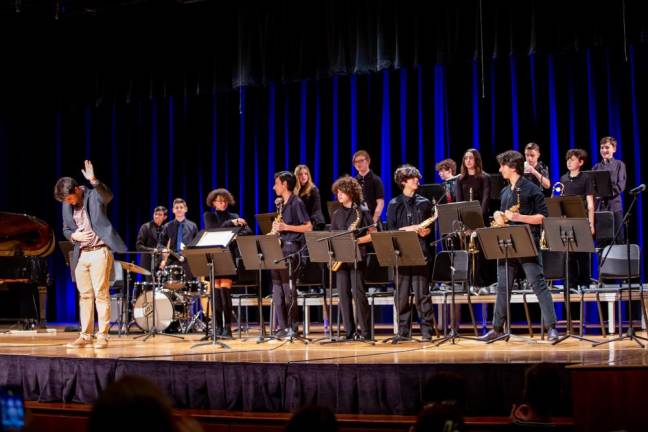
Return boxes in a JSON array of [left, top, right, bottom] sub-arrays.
[[0, 212, 55, 257]]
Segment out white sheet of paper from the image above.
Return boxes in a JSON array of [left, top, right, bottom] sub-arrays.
[[196, 231, 235, 247]]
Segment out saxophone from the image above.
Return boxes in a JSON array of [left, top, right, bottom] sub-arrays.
[[331, 206, 361, 272], [491, 188, 520, 227], [268, 197, 284, 236], [415, 205, 439, 231]]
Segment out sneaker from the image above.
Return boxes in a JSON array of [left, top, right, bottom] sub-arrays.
[[94, 337, 108, 349], [66, 336, 93, 348]]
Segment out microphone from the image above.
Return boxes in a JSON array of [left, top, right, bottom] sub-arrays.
[[629, 184, 646, 195]]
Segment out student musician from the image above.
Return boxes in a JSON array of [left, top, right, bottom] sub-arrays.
[[560, 149, 595, 290], [435, 158, 458, 203], [480, 151, 558, 342], [592, 136, 627, 243], [135, 206, 168, 280], [294, 164, 325, 230], [203, 188, 251, 337], [158, 198, 199, 277], [353, 150, 385, 225], [523, 142, 551, 196], [386, 165, 436, 341], [270, 171, 313, 338], [455, 149, 490, 219], [330, 176, 375, 340]]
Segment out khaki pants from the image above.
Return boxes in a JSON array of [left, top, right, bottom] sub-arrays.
[[74, 247, 113, 338]]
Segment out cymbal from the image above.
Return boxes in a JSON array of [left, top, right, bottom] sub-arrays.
[[117, 260, 151, 276]]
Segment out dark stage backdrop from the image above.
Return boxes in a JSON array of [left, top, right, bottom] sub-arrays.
[[0, 0, 646, 321]]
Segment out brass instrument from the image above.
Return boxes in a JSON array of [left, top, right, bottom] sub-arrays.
[[540, 226, 548, 250], [491, 188, 521, 227], [469, 187, 473, 202], [551, 181, 565, 197], [331, 206, 361, 272], [268, 197, 284, 236], [416, 206, 439, 231], [467, 231, 479, 254]]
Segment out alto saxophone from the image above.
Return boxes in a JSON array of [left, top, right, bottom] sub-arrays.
[[415, 206, 439, 231], [331, 206, 361, 272], [491, 188, 520, 227]]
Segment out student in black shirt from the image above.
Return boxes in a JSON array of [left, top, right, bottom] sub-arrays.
[[455, 148, 490, 219], [386, 165, 436, 341], [330, 176, 375, 340], [560, 149, 595, 289], [523, 142, 551, 196], [159, 198, 199, 278], [353, 150, 385, 224], [592, 136, 627, 243], [136, 206, 168, 280], [203, 188, 251, 337], [271, 171, 313, 337], [294, 164, 325, 230], [480, 151, 558, 342]]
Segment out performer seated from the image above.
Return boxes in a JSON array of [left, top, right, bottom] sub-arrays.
[[480, 151, 559, 342], [158, 198, 198, 278], [294, 164, 325, 230], [435, 158, 458, 203], [523, 142, 551, 195], [135, 206, 168, 280], [560, 149, 595, 290], [203, 188, 251, 337], [387, 165, 436, 341], [592, 136, 626, 243], [271, 171, 313, 338], [330, 176, 375, 340]]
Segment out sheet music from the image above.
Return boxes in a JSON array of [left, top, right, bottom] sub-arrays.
[[196, 231, 235, 247]]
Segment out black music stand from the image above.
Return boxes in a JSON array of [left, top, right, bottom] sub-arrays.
[[418, 184, 447, 204], [236, 235, 286, 343], [546, 196, 587, 218], [372, 231, 427, 344], [437, 201, 482, 235], [489, 174, 508, 200], [326, 201, 342, 222], [542, 218, 596, 345], [305, 231, 339, 343], [476, 225, 538, 343], [255, 213, 277, 235], [584, 170, 613, 200], [185, 228, 239, 350]]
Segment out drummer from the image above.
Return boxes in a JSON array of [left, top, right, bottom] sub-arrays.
[[158, 198, 198, 278]]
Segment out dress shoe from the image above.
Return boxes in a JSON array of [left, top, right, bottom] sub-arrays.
[[547, 328, 560, 342], [479, 329, 504, 342]]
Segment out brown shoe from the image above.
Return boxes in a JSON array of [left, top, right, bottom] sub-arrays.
[[93, 337, 108, 349], [66, 336, 93, 348]]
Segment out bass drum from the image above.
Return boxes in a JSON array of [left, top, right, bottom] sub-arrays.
[[133, 290, 178, 331]]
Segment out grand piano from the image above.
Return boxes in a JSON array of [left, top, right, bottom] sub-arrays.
[[0, 212, 55, 328]]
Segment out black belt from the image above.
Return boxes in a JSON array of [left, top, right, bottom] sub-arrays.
[[81, 244, 107, 253]]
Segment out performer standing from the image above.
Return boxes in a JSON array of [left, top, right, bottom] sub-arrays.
[[455, 149, 490, 219], [560, 149, 595, 290], [523, 142, 551, 195], [135, 206, 168, 280], [158, 198, 199, 277], [353, 150, 385, 225], [270, 171, 313, 338], [330, 176, 375, 340], [55, 160, 127, 349], [203, 188, 251, 337], [435, 158, 458, 203], [480, 151, 559, 342], [592, 136, 626, 243], [387, 165, 436, 341], [294, 164, 325, 230]]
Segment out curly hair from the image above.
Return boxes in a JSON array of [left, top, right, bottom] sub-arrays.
[[206, 188, 236, 208], [331, 175, 363, 204], [393, 164, 422, 188], [435, 159, 457, 175], [496, 150, 525, 175]]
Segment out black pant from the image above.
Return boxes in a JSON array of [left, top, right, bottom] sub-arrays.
[[396, 266, 435, 337], [336, 264, 370, 337], [271, 246, 300, 332], [212, 288, 233, 328]]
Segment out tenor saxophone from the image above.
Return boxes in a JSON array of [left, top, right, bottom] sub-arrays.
[[331, 206, 361, 272], [491, 188, 521, 227]]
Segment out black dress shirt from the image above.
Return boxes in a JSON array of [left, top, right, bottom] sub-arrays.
[[500, 176, 548, 241], [356, 170, 385, 216], [387, 193, 434, 261]]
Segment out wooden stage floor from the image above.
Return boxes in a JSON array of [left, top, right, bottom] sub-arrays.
[[1, 326, 647, 367]]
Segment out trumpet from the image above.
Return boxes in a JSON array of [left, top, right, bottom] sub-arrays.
[[269, 197, 284, 236], [551, 181, 565, 197], [331, 206, 361, 272], [491, 188, 521, 227]]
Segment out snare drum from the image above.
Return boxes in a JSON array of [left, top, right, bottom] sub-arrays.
[[159, 265, 185, 290], [133, 289, 182, 331]]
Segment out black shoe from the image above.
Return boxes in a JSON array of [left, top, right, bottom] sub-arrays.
[[547, 328, 559, 342], [344, 333, 356, 341], [421, 334, 433, 342], [479, 329, 504, 342], [274, 329, 288, 339], [215, 327, 224, 337], [221, 327, 233, 338]]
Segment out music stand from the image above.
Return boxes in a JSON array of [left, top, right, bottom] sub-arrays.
[[236, 235, 286, 343], [418, 184, 447, 204], [326, 201, 342, 222], [437, 201, 482, 235], [584, 170, 613, 200], [305, 232, 340, 343], [542, 218, 596, 345], [489, 174, 508, 200], [255, 213, 277, 235], [372, 231, 427, 344], [185, 228, 239, 350], [476, 225, 538, 343], [546, 196, 587, 218]]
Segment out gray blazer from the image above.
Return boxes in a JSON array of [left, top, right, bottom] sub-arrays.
[[62, 181, 128, 274]]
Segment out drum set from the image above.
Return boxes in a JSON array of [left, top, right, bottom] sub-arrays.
[[123, 264, 208, 334]]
